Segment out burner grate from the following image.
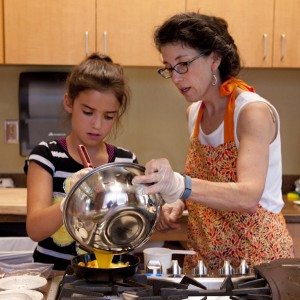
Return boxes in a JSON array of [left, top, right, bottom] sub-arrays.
[[55, 271, 272, 300], [56, 274, 154, 299]]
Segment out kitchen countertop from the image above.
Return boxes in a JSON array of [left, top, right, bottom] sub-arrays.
[[45, 272, 64, 300], [0, 188, 300, 223], [0, 188, 27, 215], [1, 188, 299, 257], [280, 197, 300, 223]]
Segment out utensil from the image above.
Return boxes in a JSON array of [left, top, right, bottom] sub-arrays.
[[71, 253, 140, 282], [63, 150, 163, 253], [77, 144, 94, 168]]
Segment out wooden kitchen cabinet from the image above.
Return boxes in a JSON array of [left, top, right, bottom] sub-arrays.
[[2, 0, 300, 67], [273, 0, 300, 67], [187, 0, 300, 68], [3, 0, 96, 65], [186, 0, 274, 68], [96, 0, 185, 66], [3, 0, 185, 66], [0, 0, 4, 64]]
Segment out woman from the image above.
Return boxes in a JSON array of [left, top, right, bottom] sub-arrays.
[[133, 12, 294, 272], [25, 53, 138, 270]]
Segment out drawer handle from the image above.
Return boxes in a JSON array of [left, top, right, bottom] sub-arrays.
[[263, 33, 267, 60], [281, 33, 285, 60], [85, 31, 89, 56], [103, 31, 107, 54]]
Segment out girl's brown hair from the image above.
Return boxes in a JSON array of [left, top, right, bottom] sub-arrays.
[[66, 53, 130, 134]]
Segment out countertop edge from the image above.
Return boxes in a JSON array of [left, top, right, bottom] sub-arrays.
[[0, 188, 299, 223]]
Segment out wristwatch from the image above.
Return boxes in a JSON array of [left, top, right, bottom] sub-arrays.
[[180, 174, 192, 201]]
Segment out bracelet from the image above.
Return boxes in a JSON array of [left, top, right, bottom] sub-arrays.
[[180, 175, 192, 201]]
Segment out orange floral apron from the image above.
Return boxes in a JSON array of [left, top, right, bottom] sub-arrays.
[[183, 78, 294, 272]]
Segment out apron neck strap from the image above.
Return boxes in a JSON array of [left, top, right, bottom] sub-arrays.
[[192, 78, 255, 142]]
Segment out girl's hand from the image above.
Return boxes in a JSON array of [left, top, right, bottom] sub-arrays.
[[63, 168, 93, 194], [61, 167, 93, 211], [156, 200, 185, 232], [133, 158, 185, 203]]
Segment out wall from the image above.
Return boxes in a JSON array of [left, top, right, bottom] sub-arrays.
[[0, 66, 299, 177]]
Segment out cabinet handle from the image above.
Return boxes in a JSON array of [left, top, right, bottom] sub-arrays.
[[85, 31, 89, 56], [281, 33, 285, 60], [263, 33, 267, 60], [103, 31, 107, 54]]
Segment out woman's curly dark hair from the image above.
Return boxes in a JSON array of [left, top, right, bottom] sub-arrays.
[[154, 12, 241, 82]]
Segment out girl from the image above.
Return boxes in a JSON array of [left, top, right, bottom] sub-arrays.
[[24, 53, 138, 270]]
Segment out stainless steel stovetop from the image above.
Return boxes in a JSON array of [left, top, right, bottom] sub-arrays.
[[46, 258, 300, 300]]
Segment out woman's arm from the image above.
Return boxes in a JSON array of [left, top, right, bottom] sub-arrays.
[[134, 102, 277, 214], [26, 162, 63, 241], [189, 102, 277, 213]]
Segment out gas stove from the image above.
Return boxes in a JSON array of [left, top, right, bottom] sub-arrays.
[[48, 258, 300, 300]]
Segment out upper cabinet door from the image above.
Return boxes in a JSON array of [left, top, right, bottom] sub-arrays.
[[4, 0, 96, 65], [273, 0, 300, 67], [96, 0, 185, 66], [186, 0, 274, 68], [0, 0, 4, 64]]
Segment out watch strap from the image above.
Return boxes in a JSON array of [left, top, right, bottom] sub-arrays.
[[180, 175, 192, 201]]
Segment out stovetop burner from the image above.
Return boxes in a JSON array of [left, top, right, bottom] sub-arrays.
[[54, 258, 300, 300], [55, 272, 269, 300], [254, 258, 300, 300], [56, 272, 160, 299]]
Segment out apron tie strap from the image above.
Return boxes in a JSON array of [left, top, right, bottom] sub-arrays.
[[193, 78, 254, 142], [220, 78, 255, 142]]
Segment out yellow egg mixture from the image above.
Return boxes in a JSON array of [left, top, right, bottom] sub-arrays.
[[78, 249, 129, 269]]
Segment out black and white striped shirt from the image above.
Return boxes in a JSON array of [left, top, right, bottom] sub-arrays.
[[24, 138, 138, 270]]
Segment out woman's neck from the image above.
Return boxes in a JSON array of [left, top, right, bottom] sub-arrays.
[[200, 88, 229, 135]]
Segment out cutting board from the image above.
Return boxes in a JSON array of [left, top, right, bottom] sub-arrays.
[[0, 188, 27, 214]]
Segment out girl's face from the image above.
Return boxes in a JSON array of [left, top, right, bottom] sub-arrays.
[[160, 43, 221, 102], [64, 89, 120, 147]]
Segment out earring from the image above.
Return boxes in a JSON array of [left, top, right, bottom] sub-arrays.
[[211, 74, 217, 86]]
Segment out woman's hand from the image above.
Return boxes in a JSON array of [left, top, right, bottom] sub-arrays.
[[132, 158, 185, 203], [156, 200, 185, 232]]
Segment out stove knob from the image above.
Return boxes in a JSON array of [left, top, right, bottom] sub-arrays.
[[167, 260, 182, 277], [192, 260, 208, 277], [146, 259, 162, 275], [219, 260, 233, 276], [235, 259, 250, 275]]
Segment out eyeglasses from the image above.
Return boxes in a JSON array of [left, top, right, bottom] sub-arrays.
[[158, 55, 203, 79]]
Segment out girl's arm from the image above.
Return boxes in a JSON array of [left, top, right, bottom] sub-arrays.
[[26, 162, 63, 241]]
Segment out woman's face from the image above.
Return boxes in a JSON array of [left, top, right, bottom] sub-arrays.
[[64, 89, 120, 147], [160, 43, 220, 102]]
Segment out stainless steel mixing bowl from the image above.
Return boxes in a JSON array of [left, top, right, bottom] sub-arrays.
[[63, 162, 162, 253]]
